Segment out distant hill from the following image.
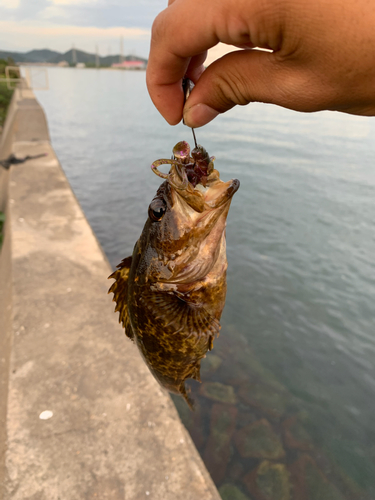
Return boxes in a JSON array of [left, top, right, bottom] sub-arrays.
[[0, 49, 62, 63], [25, 49, 62, 62], [0, 48, 147, 66]]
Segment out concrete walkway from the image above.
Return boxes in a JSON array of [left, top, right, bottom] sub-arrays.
[[0, 87, 221, 500]]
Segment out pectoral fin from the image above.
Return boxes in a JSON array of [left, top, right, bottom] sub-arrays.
[[142, 291, 221, 348], [108, 256, 133, 339]]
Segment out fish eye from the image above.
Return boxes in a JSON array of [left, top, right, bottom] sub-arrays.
[[148, 199, 166, 222]]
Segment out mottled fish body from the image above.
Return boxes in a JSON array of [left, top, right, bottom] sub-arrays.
[[109, 141, 239, 406]]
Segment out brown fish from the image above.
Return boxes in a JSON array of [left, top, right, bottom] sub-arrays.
[[108, 140, 239, 406]]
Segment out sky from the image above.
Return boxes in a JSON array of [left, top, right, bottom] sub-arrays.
[[0, 0, 238, 62], [0, 0, 167, 57]]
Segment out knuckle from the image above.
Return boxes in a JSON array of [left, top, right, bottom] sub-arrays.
[[212, 71, 250, 108], [151, 11, 167, 43]]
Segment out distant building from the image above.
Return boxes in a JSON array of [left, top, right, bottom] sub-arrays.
[[111, 60, 146, 70], [57, 61, 69, 67], [76, 63, 85, 69]]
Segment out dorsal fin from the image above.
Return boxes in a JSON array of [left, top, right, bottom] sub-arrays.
[[108, 256, 133, 339]]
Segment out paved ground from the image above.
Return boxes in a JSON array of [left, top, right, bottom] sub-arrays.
[[0, 87, 221, 500]]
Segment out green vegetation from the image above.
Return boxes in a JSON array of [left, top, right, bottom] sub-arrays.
[[0, 57, 16, 128], [0, 82, 14, 128], [85, 62, 110, 68]]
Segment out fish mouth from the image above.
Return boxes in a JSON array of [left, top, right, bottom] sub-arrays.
[[152, 159, 239, 212], [178, 173, 240, 213]]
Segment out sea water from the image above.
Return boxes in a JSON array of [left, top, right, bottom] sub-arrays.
[[35, 68, 375, 498]]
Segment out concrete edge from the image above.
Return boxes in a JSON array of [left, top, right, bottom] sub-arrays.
[[0, 86, 221, 499], [0, 86, 19, 499]]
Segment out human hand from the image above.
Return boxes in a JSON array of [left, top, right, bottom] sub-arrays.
[[146, 0, 375, 127]]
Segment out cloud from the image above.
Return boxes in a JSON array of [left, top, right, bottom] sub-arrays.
[[0, 0, 51, 23], [0, 0, 20, 8], [0, 0, 166, 55], [0, 0, 166, 28], [44, 1, 165, 29], [40, 4, 68, 20], [0, 19, 151, 56], [52, 0, 93, 4], [0, 20, 150, 39], [0, 21, 150, 39]]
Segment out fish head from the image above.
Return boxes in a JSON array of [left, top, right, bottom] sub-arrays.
[[140, 141, 240, 284]]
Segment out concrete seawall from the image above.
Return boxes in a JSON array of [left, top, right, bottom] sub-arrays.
[[0, 87, 221, 500]]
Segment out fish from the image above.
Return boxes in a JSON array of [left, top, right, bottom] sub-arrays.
[[108, 140, 239, 406]]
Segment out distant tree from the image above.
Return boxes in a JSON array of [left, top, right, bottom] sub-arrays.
[[0, 82, 14, 127], [0, 58, 17, 77], [0, 57, 16, 127], [0, 59, 8, 76]]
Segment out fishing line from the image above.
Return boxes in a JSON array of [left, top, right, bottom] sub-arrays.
[[192, 128, 198, 149], [182, 77, 198, 148]]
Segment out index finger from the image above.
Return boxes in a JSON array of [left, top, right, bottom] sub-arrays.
[[146, 0, 220, 125]]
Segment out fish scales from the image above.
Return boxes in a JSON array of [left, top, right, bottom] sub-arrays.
[[109, 141, 239, 407]]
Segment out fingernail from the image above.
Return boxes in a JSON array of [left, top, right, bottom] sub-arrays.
[[183, 103, 219, 128]]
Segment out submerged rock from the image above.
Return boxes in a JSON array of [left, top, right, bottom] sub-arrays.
[[243, 460, 291, 500], [220, 326, 286, 393], [203, 404, 237, 484], [200, 353, 223, 377], [238, 383, 287, 419], [236, 410, 258, 428], [282, 414, 312, 451], [228, 461, 246, 481], [234, 418, 285, 460], [290, 454, 346, 500], [199, 382, 237, 404], [219, 483, 251, 500]]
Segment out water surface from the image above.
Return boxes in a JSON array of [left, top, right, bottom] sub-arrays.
[[35, 68, 375, 499]]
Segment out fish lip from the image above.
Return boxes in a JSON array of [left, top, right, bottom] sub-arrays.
[[203, 178, 240, 208], [227, 178, 240, 196], [193, 178, 240, 195], [171, 177, 239, 222]]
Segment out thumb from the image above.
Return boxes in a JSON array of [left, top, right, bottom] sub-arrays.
[[183, 49, 325, 128]]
